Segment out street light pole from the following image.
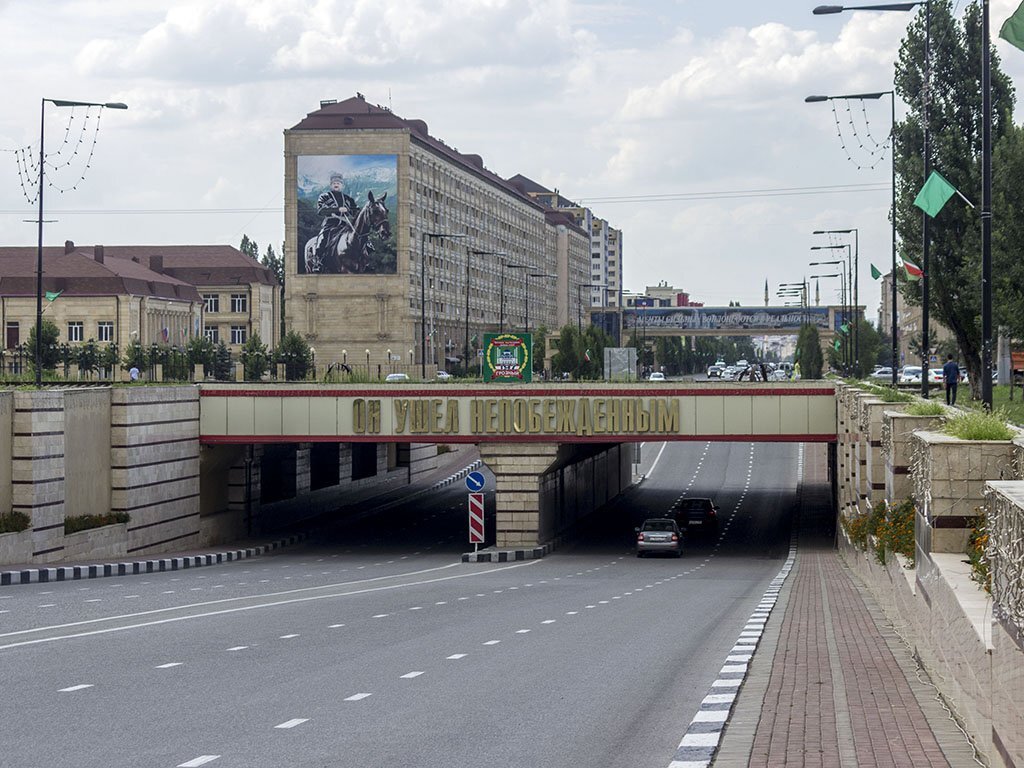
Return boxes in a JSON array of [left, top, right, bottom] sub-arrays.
[[419, 231, 467, 378], [811, 272, 846, 372], [499, 260, 533, 333], [981, 0, 993, 410], [465, 249, 505, 372], [34, 98, 127, 388]]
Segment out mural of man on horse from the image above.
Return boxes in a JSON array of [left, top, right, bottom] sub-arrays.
[[309, 172, 358, 273]]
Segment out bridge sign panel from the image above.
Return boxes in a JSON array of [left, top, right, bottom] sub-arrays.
[[468, 492, 485, 544], [465, 471, 485, 492]]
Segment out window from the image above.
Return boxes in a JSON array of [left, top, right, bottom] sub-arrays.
[[230, 325, 246, 345], [67, 322, 83, 342], [97, 321, 114, 342], [230, 293, 247, 313], [5, 321, 18, 350], [204, 326, 219, 343], [203, 294, 219, 313]]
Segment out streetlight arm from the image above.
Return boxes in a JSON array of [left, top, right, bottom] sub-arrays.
[[814, 2, 922, 13]]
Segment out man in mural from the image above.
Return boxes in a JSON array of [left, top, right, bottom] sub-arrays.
[[309, 172, 358, 273]]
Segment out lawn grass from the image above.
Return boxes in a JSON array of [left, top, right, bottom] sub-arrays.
[[961, 384, 1024, 427]]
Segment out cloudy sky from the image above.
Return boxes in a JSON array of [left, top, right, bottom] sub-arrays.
[[3, 0, 1024, 319]]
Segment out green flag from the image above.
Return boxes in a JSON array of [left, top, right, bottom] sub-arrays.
[[44, 290, 63, 302], [870, 264, 882, 280], [840, 323, 850, 334], [1001, 2, 1024, 52], [913, 170, 957, 217], [833, 339, 841, 351]]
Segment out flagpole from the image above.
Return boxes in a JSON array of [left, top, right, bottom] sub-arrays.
[[921, 0, 932, 399]]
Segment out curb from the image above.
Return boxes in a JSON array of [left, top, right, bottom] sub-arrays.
[[0, 534, 307, 587], [460, 543, 550, 563]]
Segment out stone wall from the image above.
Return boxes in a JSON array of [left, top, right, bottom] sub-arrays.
[[0, 391, 11, 517]]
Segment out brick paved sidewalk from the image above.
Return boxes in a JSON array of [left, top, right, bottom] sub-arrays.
[[714, 450, 979, 768]]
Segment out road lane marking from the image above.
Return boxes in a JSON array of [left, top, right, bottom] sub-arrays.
[[226, 646, 248, 651], [344, 693, 372, 701], [280, 634, 299, 639], [400, 671, 424, 679], [373, 614, 389, 618], [483, 640, 500, 645], [0, 561, 539, 650], [541, 620, 556, 624], [59, 684, 93, 692], [447, 654, 467, 659], [275, 719, 309, 729], [515, 629, 531, 634], [156, 662, 183, 669], [328, 623, 345, 628], [178, 756, 220, 767]]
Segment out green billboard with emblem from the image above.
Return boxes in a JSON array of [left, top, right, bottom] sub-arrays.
[[483, 333, 532, 383]]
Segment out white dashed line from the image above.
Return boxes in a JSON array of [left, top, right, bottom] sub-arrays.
[[400, 671, 424, 679], [515, 629, 531, 634], [447, 654, 467, 660], [156, 662, 183, 669], [373, 614, 389, 619], [177, 756, 221, 767], [279, 634, 299, 639], [328, 623, 345, 629], [541, 620, 556, 624], [483, 640, 501, 646], [274, 718, 309, 729], [59, 684, 93, 692], [226, 646, 248, 651], [344, 693, 372, 701]]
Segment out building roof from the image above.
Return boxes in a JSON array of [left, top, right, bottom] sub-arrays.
[[288, 95, 546, 214], [0, 241, 274, 302]]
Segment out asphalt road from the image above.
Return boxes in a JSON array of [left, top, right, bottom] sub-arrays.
[[0, 441, 802, 768]]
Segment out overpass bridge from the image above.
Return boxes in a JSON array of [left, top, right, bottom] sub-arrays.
[[200, 381, 837, 548]]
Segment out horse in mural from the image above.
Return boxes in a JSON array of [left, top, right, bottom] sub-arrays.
[[304, 190, 391, 274]]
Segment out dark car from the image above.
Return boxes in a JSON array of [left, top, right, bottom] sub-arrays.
[[671, 497, 719, 535], [635, 518, 684, 558]]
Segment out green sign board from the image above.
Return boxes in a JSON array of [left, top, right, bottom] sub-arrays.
[[483, 333, 532, 383]]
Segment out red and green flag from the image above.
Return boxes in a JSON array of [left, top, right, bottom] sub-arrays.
[[584, 348, 592, 362], [902, 258, 923, 281]]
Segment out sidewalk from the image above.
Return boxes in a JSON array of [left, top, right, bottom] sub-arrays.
[[713, 452, 980, 767], [1, 444, 481, 586]]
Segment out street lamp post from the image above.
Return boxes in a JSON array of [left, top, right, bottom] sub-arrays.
[[465, 249, 506, 371], [419, 231, 467, 378], [812, 2, 930, 393], [813, 227, 861, 372], [811, 244, 853, 371], [34, 98, 127, 388], [811, 272, 847, 372]]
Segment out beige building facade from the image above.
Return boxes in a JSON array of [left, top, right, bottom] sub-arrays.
[[283, 96, 593, 373]]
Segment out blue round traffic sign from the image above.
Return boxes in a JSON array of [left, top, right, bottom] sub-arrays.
[[465, 471, 486, 492]]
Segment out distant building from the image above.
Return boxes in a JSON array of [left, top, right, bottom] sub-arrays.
[[878, 271, 954, 366], [0, 242, 279, 364]]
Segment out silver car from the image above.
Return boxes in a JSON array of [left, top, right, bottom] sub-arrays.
[[635, 518, 683, 558]]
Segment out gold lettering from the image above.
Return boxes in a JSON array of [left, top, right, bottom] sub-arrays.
[[607, 398, 620, 433], [556, 399, 575, 433], [637, 398, 650, 432], [471, 400, 485, 433], [513, 399, 529, 433], [576, 398, 592, 436], [498, 400, 511, 433], [529, 399, 542, 433], [593, 399, 606, 433], [411, 400, 429, 433], [430, 399, 444, 433], [486, 399, 498, 434], [394, 399, 409, 434], [445, 399, 460, 433], [543, 399, 557, 433], [367, 400, 381, 434], [353, 399, 366, 434], [622, 399, 634, 432], [657, 398, 680, 433]]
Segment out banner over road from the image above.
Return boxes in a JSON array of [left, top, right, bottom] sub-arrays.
[[623, 306, 842, 334]]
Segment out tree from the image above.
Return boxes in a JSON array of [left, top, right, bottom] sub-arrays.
[[213, 341, 234, 381], [992, 123, 1024, 341], [99, 343, 119, 378], [275, 330, 312, 380], [795, 324, 824, 379], [262, 242, 286, 339], [239, 235, 260, 262], [122, 338, 148, 373], [27, 319, 61, 374], [894, 0, 1015, 399], [240, 333, 270, 381], [77, 339, 100, 377], [185, 335, 216, 377]]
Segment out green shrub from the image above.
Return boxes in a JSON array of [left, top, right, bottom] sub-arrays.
[[871, 386, 913, 403], [64, 513, 130, 534], [966, 513, 991, 593], [0, 511, 31, 534], [942, 409, 1015, 441], [905, 401, 946, 416]]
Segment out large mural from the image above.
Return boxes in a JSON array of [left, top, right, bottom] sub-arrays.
[[623, 306, 837, 331], [297, 155, 398, 275]]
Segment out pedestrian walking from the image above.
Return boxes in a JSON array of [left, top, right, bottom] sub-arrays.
[[942, 353, 960, 405]]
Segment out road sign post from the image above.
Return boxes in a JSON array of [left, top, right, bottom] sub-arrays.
[[465, 471, 485, 492], [468, 492, 485, 550]]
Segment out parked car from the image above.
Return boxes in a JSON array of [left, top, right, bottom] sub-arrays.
[[648, 371, 666, 381], [436, 370, 452, 381], [706, 365, 723, 378], [635, 518, 683, 558], [928, 368, 944, 384], [670, 497, 720, 535], [869, 367, 893, 381], [385, 372, 410, 383], [899, 366, 922, 384]]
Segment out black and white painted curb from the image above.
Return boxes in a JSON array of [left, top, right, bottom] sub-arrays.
[[461, 542, 551, 563], [0, 534, 307, 587], [0, 458, 487, 588], [667, 542, 797, 768]]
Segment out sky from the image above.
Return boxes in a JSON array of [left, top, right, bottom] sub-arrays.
[[3, 0, 1024, 321]]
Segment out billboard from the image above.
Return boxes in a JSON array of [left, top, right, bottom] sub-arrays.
[[483, 333, 532, 383], [624, 306, 834, 331], [297, 155, 398, 275]]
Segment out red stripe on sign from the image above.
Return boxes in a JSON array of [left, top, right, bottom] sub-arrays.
[[469, 492, 485, 544]]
